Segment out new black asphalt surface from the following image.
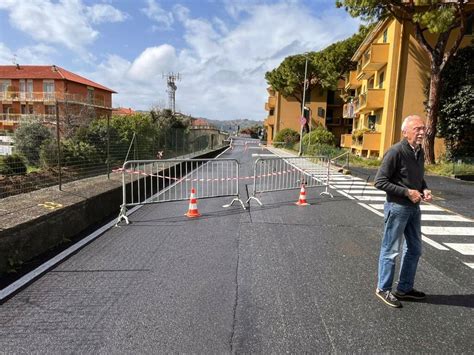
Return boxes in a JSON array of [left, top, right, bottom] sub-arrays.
[[0, 138, 472, 353]]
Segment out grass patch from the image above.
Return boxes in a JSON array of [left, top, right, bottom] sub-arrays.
[[426, 162, 474, 176], [27, 166, 42, 174]]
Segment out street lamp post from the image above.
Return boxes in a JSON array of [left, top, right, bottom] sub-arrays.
[[298, 57, 308, 156]]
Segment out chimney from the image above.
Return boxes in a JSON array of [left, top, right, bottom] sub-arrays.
[[16, 64, 20, 69], [52, 64, 58, 71]]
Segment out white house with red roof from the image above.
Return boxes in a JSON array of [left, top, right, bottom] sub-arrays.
[[0, 65, 116, 131]]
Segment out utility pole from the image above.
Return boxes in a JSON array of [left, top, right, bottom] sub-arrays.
[[298, 58, 308, 156], [163, 72, 181, 114]]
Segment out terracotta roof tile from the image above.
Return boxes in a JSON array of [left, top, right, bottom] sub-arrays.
[[0, 65, 116, 93]]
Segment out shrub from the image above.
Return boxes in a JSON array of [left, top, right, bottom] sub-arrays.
[[273, 128, 300, 148], [0, 154, 27, 176], [13, 120, 53, 165], [40, 139, 101, 168], [302, 127, 335, 147]]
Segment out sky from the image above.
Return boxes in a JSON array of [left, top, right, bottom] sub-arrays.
[[0, 0, 361, 121]]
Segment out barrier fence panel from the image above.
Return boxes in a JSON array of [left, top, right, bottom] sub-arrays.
[[247, 156, 333, 206], [116, 158, 245, 224]]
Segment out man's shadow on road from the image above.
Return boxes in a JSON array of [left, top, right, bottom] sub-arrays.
[[405, 294, 474, 308]]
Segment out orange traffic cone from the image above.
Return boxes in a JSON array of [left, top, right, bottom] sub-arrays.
[[295, 184, 310, 206], [186, 188, 202, 217]]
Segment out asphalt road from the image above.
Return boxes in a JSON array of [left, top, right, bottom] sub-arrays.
[[0, 138, 472, 353]]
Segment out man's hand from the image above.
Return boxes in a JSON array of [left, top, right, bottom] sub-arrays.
[[422, 189, 433, 202], [406, 189, 423, 203]]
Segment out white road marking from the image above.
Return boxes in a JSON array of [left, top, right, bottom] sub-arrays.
[[342, 190, 386, 195], [336, 190, 355, 200], [422, 226, 474, 236], [463, 262, 474, 269], [330, 182, 368, 186], [368, 204, 445, 211], [421, 215, 472, 222], [354, 196, 387, 201], [335, 185, 375, 189], [444, 243, 474, 255], [421, 235, 450, 250], [357, 203, 384, 217]]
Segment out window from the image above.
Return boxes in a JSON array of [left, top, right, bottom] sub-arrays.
[[368, 114, 376, 130], [383, 29, 388, 43], [368, 77, 374, 89], [467, 15, 473, 35], [327, 90, 335, 105], [43, 80, 55, 100], [87, 87, 94, 104], [45, 105, 56, 116], [269, 109, 274, 116], [378, 71, 385, 89], [326, 108, 334, 124]]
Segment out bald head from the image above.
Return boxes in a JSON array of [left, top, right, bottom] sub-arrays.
[[402, 115, 425, 146]]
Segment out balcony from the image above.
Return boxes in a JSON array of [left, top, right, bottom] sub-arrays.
[[340, 134, 352, 148], [344, 71, 360, 90], [0, 113, 57, 124], [265, 114, 275, 126], [357, 89, 385, 113], [356, 43, 389, 80], [352, 131, 381, 153], [361, 43, 389, 72], [268, 96, 276, 108], [0, 91, 110, 108]]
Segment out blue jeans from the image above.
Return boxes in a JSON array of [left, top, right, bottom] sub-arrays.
[[377, 202, 422, 293]]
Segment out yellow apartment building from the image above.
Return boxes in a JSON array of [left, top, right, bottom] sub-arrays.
[[341, 16, 473, 159], [263, 81, 351, 145]]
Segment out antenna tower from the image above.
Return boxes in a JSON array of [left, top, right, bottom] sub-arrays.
[[163, 72, 181, 113]]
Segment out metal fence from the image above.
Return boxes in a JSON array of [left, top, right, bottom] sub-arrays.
[[0, 115, 228, 199], [116, 158, 246, 224], [247, 156, 333, 206]]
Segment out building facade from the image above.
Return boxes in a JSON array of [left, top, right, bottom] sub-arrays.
[[341, 16, 473, 159], [0, 65, 116, 133], [263, 82, 350, 145]]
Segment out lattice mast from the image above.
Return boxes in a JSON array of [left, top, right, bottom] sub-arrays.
[[163, 72, 181, 113]]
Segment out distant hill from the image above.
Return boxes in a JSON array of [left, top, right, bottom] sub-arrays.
[[206, 119, 263, 133]]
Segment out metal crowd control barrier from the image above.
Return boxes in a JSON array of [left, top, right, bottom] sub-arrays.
[[116, 158, 246, 224], [247, 156, 333, 206]]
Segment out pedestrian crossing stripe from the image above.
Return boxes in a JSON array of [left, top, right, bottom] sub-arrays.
[[342, 190, 386, 195], [368, 204, 444, 211], [421, 226, 474, 236], [354, 196, 387, 201], [463, 262, 474, 269], [444, 243, 474, 255], [421, 215, 472, 222]]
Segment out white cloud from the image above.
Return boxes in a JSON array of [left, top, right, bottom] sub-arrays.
[[87, 3, 128, 24], [128, 45, 177, 82], [0, 0, 126, 54], [82, 2, 361, 120], [141, 0, 174, 30], [0, 42, 56, 65]]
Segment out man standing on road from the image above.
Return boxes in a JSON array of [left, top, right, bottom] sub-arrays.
[[374, 115, 432, 308]]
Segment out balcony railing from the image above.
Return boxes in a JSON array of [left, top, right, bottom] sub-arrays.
[[361, 43, 389, 72], [357, 89, 385, 112], [0, 91, 111, 108], [0, 113, 57, 124], [356, 43, 389, 81], [344, 71, 360, 90], [352, 131, 381, 151], [340, 134, 352, 148], [268, 96, 276, 108]]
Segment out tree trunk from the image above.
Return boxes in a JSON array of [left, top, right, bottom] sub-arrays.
[[423, 66, 442, 164]]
